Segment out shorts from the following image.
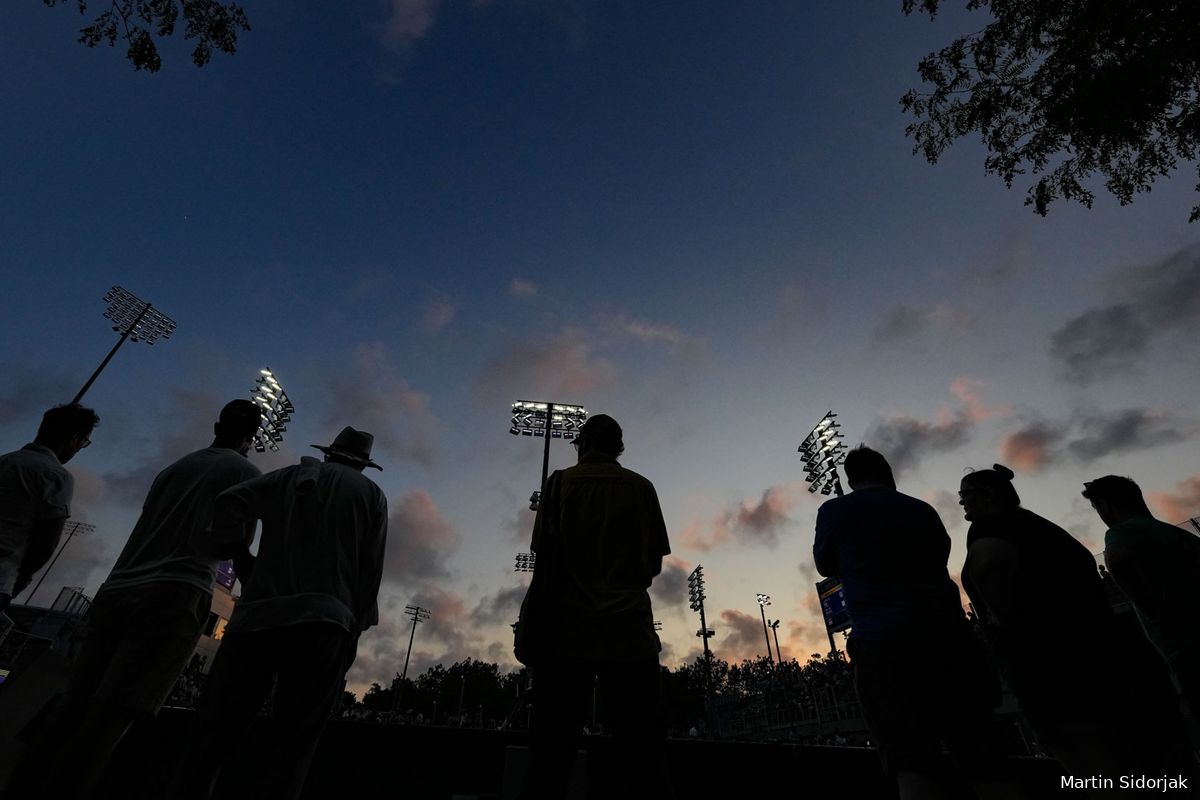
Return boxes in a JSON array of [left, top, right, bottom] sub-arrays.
[[66, 581, 211, 715]]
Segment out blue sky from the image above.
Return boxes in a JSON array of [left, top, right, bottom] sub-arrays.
[[4, 1, 1199, 693]]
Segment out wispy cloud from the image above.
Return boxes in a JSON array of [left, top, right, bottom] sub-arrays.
[[1049, 246, 1200, 384], [872, 303, 972, 343], [322, 342, 436, 466], [509, 278, 539, 298], [649, 556, 690, 614], [1067, 409, 1192, 461], [378, 0, 443, 48], [421, 298, 456, 334], [1000, 421, 1065, 473], [608, 315, 692, 348], [1148, 475, 1200, 525], [474, 327, 615, 403], [679, 484, 800, 552], [383, 489, 461, 582], [865, 378, 1007, 474], [713, 608, 771, 663]]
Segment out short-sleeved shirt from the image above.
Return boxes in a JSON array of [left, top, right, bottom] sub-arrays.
[[101, 447, 262, 597], [0, 443, 73, 596], [209, 456, 388, 636], [532, 455, 671, 661], [814, 486, 967, 641], [1105, 516, 1200, 663]]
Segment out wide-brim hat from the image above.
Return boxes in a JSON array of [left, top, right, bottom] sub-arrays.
[[312, 426, 382, 470]]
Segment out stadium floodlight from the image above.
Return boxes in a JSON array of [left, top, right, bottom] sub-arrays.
[[653, 620, 663, 631], [25, 521, 96, 604], [798, 410, 847, 497], [768, 619, 783, 664], [514, 552, 536, 572], [756, 593, 774, 664], [72, 286, 177, 403], [250, 368, 294, 453], [509, 400, 588, 511]]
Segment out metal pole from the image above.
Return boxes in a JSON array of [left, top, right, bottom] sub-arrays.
[[394, 611, 421, 713], [72, 303, 151, 404], [540, 402, 554, 490], [770, 621, 783, 664], [759, 602, 774, 664], [26, 522, 83, 604]]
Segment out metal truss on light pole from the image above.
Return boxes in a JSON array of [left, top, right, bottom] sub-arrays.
[[26, 521, 96, 604], [394, 604, 431, 712], [509, 400, 587, 510], [73, 286, 177, 403], [250, 368, 294, 453], [798, 410, 846, 497], [756, 593, 774, 664]]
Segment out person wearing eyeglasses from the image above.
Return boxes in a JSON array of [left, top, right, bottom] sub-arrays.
[[0, 403, 99, 617]]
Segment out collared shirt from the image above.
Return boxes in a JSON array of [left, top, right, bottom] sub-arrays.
[[814, 486, 966, 641], [209, 456, 388, 635], [532, 454, 671, 660], [0, 443, 73, 596], [101, 447, 262, 596]]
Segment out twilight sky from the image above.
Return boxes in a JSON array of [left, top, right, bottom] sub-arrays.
[[3, 1, 1199, 694]]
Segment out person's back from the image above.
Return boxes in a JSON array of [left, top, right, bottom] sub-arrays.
[[815, 486, 967, 640], [104, 446, 262, 593], [228, 456, 387, 634], [545, 456, 668, 660]]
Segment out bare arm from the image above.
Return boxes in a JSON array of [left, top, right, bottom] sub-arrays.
[[964, 537, 1020, 626]]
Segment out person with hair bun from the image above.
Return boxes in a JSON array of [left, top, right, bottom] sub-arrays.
[[958, 465, 1195, 779]]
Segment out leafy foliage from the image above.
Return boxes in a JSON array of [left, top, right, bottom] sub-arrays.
[[901, 2, 1200, 221], [44, 0, 250, 71]]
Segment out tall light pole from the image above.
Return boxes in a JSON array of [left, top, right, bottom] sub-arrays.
[[509, 401, 587, 510], [73, 286, 176, 403], [756, 593, 774, 664], [394, 604, 430, 712], [798, 410, 846, 497], [25, 521, 95, 604], [768, 619, 783, 664], [250, 368, 294, 453]]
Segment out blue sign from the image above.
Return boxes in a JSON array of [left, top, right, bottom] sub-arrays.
[[215, 560, 237, 591], [816, 577, 852, 634]]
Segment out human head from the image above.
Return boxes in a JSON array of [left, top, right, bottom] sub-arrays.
[[35, 404, 99, 464], [1081, 475, 1152, 526], [573, 414, 624, 461], [842, 446, 896, 490], [959, 464, 1020, 521], [213, 399, 263, 456]]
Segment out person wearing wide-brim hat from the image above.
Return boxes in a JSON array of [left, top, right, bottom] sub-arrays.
[[172, 425, 388, 800], [311, 426, 383, 471]]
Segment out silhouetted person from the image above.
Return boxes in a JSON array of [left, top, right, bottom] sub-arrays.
[[0, 403, 98, 616], [518, 414, 671, 800], [9, 400, 262, 799], [959, 465, 1195, 780], [814, 446, 1023, 800], [170, 427, 388, 800], [1083, 474, 1200, 719]]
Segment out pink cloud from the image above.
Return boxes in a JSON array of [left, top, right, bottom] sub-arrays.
[[999, 422, 1063, 473], [677, 484, 800, 552], [1148, 475, 1200, 524], [384, 489, 460, 582], [509, 278, 539, 298], [713, 608, 773, 664], [475, 327, 616, 402], [421, 299, 456, 333]]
